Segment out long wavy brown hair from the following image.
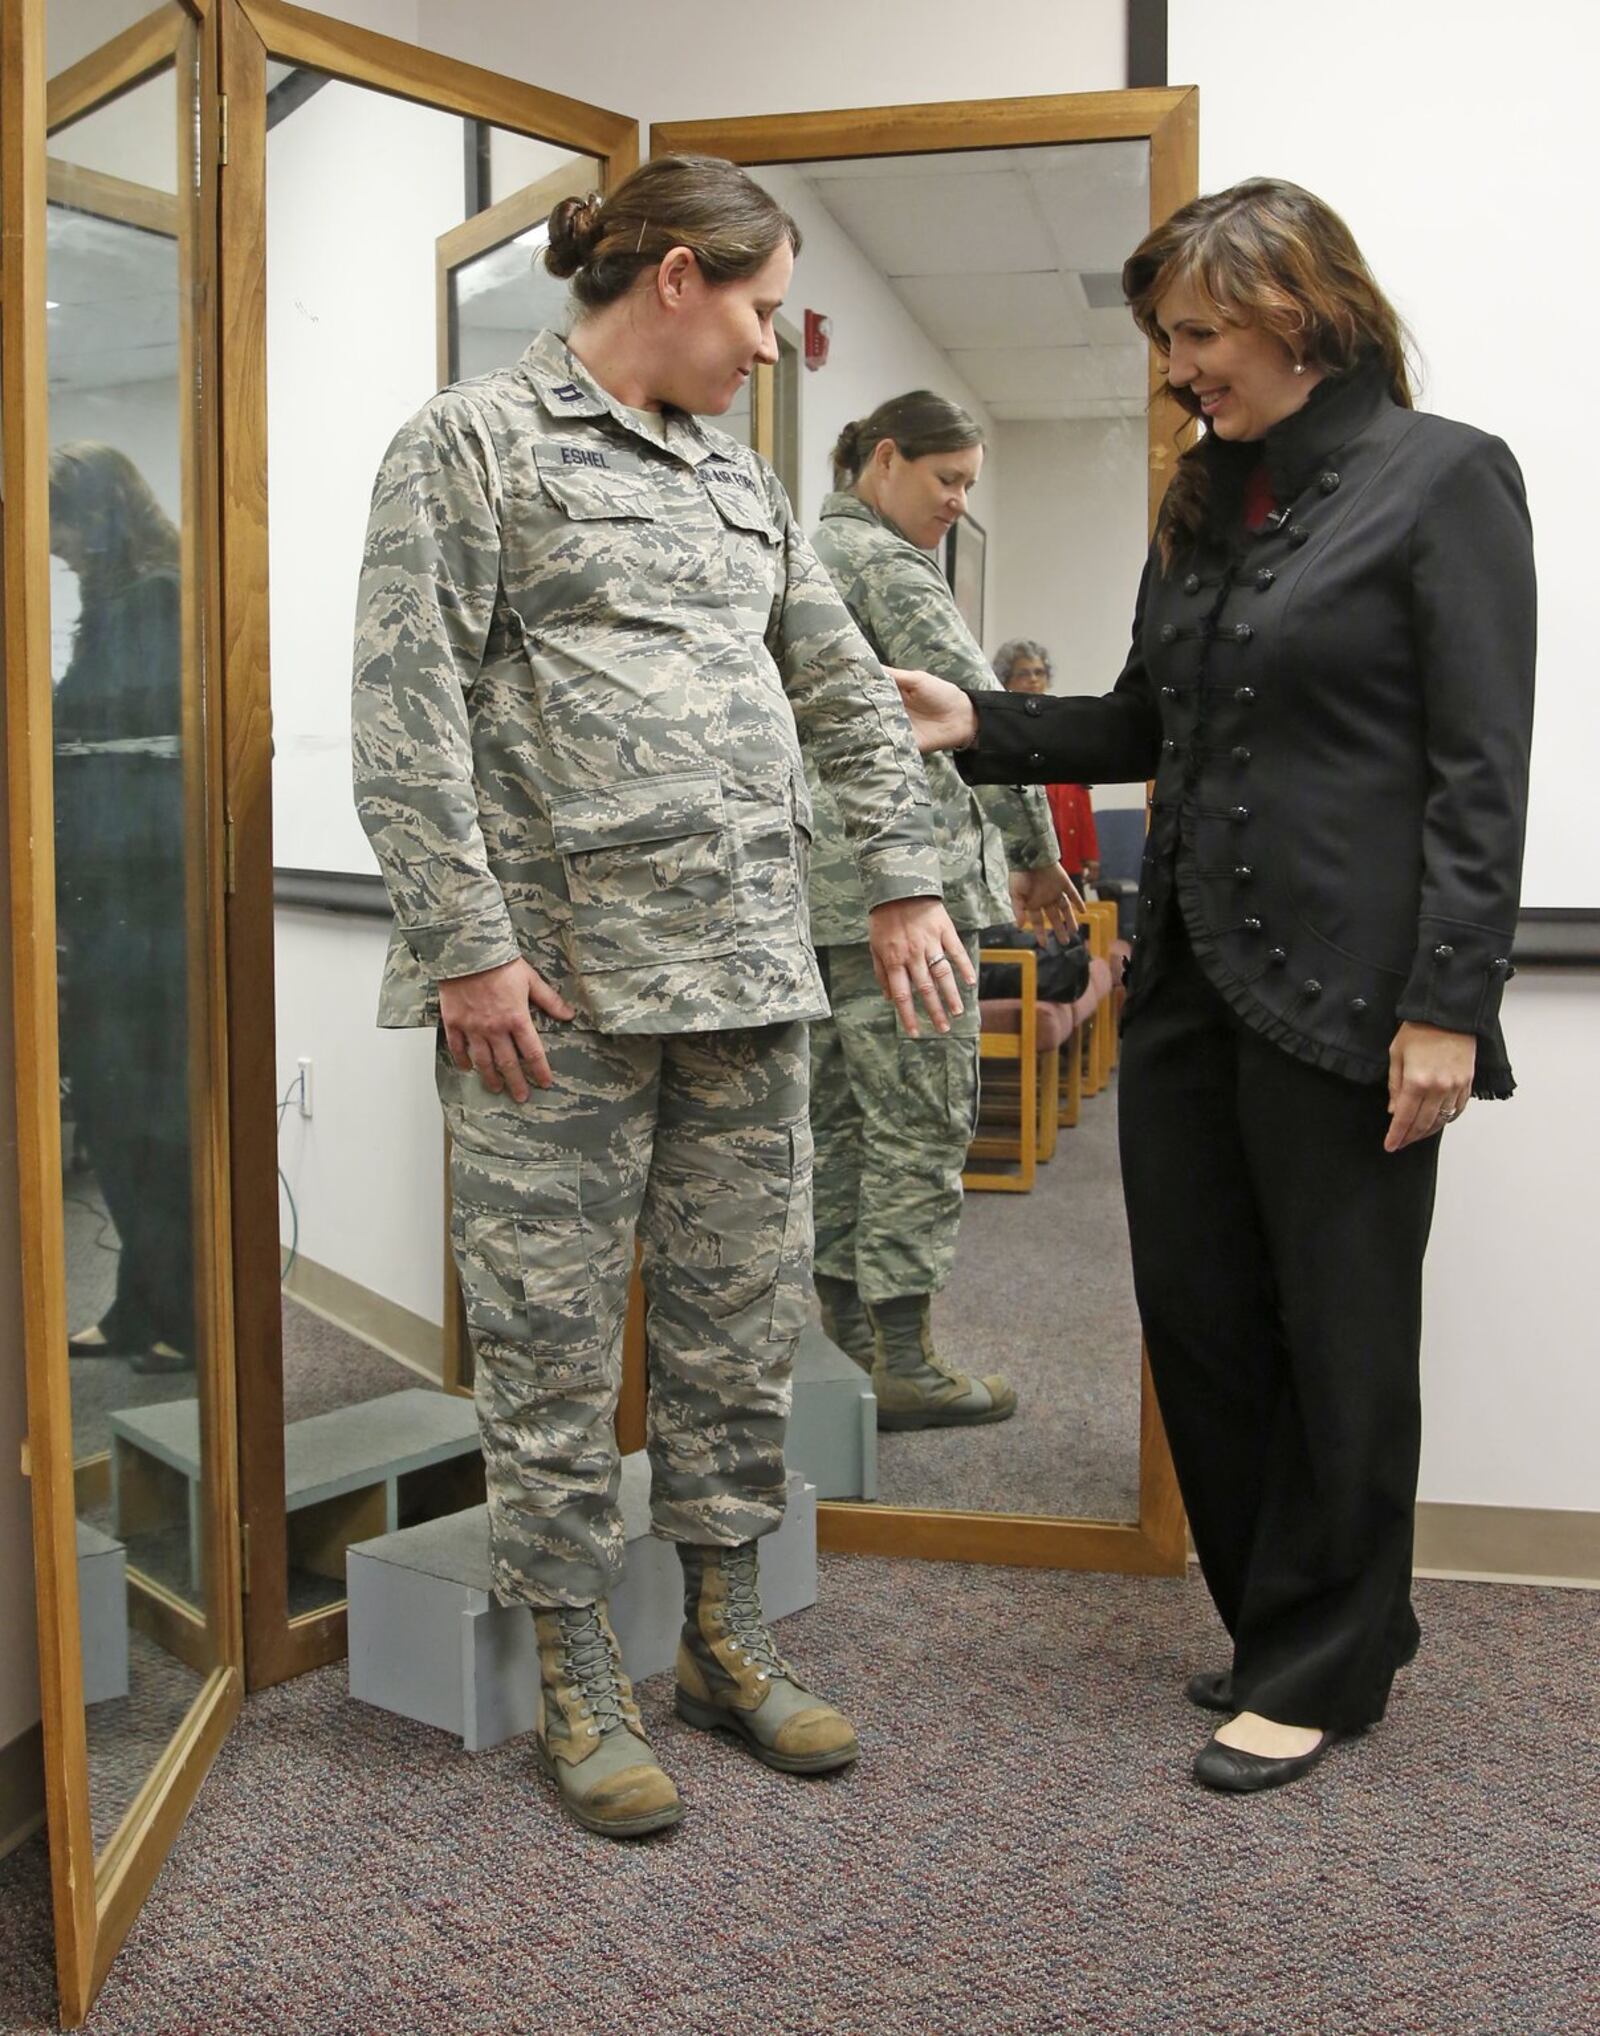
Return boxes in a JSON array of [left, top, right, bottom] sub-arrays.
[[1122, 179, 1415, 562], [49, 441, 179, 609]]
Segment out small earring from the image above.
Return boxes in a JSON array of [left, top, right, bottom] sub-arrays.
[[1292, 362, 1307, 376]]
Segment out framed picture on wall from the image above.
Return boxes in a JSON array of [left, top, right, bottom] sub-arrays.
[[944, 511, 987, 641]]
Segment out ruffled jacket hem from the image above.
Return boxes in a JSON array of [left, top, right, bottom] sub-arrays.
[[1152, 885, 1518, 1102]]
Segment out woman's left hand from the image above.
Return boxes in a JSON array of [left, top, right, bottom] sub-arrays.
[[1385, 1021, 1477, 1152], [1009, 863, 1085, 940]]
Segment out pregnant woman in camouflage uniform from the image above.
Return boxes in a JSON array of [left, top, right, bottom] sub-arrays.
[[353, 157, 969, 1837], [808, 393, 1080, 1430]]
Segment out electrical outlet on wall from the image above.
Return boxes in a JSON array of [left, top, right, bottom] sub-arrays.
[[297, 1057, 313, 1119]]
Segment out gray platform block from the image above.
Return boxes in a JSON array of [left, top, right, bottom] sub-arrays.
[[110, 1387, 481, 1589], [76, 1519, 128, 1706], [347, 1458, 819, 1751], [786, 1324, 877, 1501]]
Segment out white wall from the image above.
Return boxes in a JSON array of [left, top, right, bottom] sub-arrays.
[[275, 916, 444, 1325], [266, 79, 464, 879], [990, 416, 1146, 810], [411, 0, 1125, 138], [1170, 0, 1595, 911], [1169, 0, 1600, 1512]]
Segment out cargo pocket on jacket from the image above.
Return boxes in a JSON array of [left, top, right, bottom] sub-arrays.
[[448, 1144, 607, 1387], [548, 772, 737, 975]]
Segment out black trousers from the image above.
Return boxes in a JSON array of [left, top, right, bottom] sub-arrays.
[[61, 888, 195, 1354], [1118, 919, 1440, 1732]]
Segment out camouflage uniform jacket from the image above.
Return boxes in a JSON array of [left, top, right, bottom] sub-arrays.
[[806, 492, 1058, 945], [352, 331, 941, 1033]]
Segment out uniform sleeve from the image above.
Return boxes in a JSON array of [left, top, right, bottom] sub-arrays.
[[957, 559, 1163, 787], [351, 395, 521, 984], [1394, 434, 1535, 1038], [848, 543, 1059, 872], [763, 484, 942, 909]]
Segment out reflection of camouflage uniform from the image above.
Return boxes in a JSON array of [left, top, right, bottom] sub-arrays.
[[807, 492, 1057, 1302], [354, 333, 939, 1607]]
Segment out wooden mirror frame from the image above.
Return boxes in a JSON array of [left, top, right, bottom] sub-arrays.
[[653, 89, 1197, 1576], [3, 1, 243, 2020]]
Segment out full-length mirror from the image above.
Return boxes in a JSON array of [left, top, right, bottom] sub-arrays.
[[6, 0, 241, 2016], [47, 34, 224, 1856], [656, 96, 1195, 1569], [789, 142, 1150, 1525]]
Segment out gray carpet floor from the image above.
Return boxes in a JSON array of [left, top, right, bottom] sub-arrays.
[[3, 1555, 1595, 2035], [905, 1069, 1142, 1521]]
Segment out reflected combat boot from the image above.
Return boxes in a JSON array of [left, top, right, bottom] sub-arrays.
[[532, 1601, 683, 1838], [815, 1271, 875, 1374], [674, 1543, 860, 1775], [866, 1294, 1017, 1431]]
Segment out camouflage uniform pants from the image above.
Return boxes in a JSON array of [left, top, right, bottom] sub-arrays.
[[437, 1021, 812, 1610], [810, 936, 981, 1305]]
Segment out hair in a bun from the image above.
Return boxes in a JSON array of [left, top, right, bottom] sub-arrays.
[[539, 154, 801, 314], [544, 194, 603, 280], [830, 391, 983, 491]]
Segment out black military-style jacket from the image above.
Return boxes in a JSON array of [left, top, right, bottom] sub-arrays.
[[959, 366, 1536, 1096]]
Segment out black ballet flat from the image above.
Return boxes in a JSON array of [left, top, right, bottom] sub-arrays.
[[1192, 1729, 1341, 1795], [67, 1325, 135, 1360], [129, 1342, 194, 1377], [1184, 1670, 1235, 1714]]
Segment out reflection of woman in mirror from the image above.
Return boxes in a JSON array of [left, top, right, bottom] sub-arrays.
[[896, 181, 1534, 1794], [50, 442, 193, 1376], [994, 640, 1100, 890], [807, 393, 1080, 1429], [354, 155, 974, 1840]]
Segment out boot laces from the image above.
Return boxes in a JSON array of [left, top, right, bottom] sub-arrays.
[[718, 1547, 787, 1682], [558, 1604, 630, 1738]]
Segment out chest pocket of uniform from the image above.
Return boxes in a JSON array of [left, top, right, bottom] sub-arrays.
[[701, 464, 780, 631], [548, 771, 737, 975], [701, 465, 778, 541], [532, 441, 658, 523]]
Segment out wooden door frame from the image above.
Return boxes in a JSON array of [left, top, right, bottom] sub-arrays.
[[218, 0, 639, 1691], [3, 1, 243, 2022], [654, 90, 1197, 1578]]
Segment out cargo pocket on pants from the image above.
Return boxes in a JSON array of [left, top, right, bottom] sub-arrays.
[[448, 1143, 608, 1389], [768, 1122, 814, 1344]]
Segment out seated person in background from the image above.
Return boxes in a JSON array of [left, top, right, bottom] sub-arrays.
[[994, 639, 1100, 890], [976, 921, 1092, 1006]]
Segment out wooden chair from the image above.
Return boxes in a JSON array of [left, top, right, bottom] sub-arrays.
[[964, 948, 1075, 1192], [1077, 902, 1125, 1093]]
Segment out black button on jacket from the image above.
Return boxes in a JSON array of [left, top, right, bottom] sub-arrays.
[[957, 367, 1535, 1097]]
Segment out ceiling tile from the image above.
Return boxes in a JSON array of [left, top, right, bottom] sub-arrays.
[[890, 269, 1087, 352]]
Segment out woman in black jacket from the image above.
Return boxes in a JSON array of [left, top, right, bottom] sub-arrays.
[[897, 180, 1535, 1794], [52, 443, 194, 1374]]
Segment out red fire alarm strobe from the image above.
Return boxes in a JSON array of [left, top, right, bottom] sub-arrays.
[[804, 309, 832, 371]]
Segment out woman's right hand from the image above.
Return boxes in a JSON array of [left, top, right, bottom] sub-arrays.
[[439, 957, 575, 1101], [889, 667, 978, 754]]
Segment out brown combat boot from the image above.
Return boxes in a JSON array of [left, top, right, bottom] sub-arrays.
[[867, 1293, 1017, 1430], [532, 1601, 683, 1838], [674, 1543, 859, 1775], [815, 1271, 875, 1373]]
